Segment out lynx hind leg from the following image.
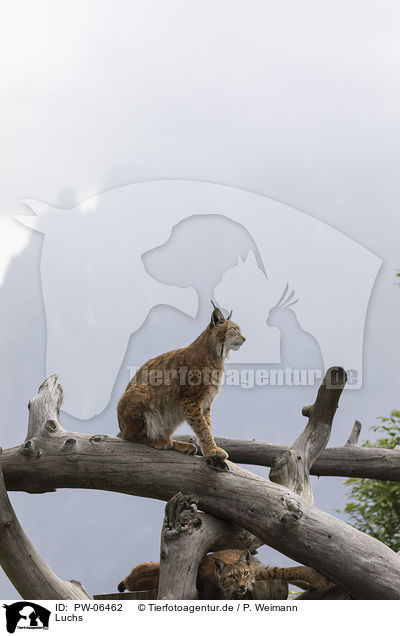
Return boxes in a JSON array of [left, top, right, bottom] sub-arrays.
[[117, 385, 149, 441], [139, 438, 196, 454], [118, 387, 172, 450]]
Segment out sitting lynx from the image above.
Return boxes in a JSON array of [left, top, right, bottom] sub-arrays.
[[118, 549, 331, 599], [118, 305, 245, 459]]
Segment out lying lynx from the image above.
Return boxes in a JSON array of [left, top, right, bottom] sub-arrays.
[[118, 549, 331, 599], [118, 305, 245, 459]]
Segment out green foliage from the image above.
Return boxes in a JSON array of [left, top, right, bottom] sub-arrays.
[[343, 410, 400, 551], [288, 587, 303, 599]]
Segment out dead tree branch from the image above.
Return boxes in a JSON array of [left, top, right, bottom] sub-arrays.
[[0, 447, 89, 600], [264, 367, 347, 595], [269, 367, 347, 503], [1, 374, 400, 599], [175, 434, 400, 482], [157, 492, 263, 599], [346, 420, 362, 446]]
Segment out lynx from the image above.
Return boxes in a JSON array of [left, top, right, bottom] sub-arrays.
[[117, 549, 331, 599], [118, 305, 245, 459]]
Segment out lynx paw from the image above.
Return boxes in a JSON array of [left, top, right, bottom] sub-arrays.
[[172, 440, 197, 455], [207, 446, 229, 460], [158, 440, 174, 450]]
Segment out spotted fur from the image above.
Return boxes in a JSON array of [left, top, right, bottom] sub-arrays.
[[118, 550, 331, 598], [257, 565, 331, 590], [117, 306, 245, 458]]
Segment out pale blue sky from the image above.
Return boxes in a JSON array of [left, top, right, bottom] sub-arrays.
[[1, 0, 400, 598]]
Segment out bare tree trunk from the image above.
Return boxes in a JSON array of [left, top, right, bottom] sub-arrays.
[[0, 448, 89, 600], [266, 367, 348, 595], [2, 374, 400, 599], [157, 492, 264, 599], [269, 367, 347, 503]]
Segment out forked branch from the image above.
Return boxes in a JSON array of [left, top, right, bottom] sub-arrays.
[[0, 448, 89, 600], [2, 374, 400, 599], [269, 367, 347, 503]]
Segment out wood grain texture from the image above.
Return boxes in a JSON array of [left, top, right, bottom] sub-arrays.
[[0, 448, 89, 600], [2, 436, 400, 598], [175, 436, 400, 481], [2, 375, 400, 600], [269, 367, 347, 503], [157, 492, 263, 599]]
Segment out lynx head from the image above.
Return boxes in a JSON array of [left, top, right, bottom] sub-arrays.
[[214, 550, 255, 599], [210, 302, 246, 358]]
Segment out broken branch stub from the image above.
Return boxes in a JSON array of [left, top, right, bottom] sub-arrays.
[[3, 374, 400, 599], [346, 420, 362, 446], [269, 367, 347, 503]]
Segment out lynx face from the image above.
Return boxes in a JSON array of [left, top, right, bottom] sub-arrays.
[[225, 320, 246, 351], [214, 551, 255, 599], [210, 306, 246, 357]]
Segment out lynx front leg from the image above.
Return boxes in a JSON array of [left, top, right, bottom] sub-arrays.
[[203, 405, 212, 429], [182, 402, 228, 459]]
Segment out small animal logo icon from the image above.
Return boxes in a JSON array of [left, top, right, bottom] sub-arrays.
[[3, 602, 50, 633]]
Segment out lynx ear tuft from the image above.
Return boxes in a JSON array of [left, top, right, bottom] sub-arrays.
[[210, 301, 225, 325], [214, 558, 227, 574]]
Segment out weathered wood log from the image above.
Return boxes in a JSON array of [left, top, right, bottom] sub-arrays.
[[0, 447, 90, 600], [175, 435, 400, 482], [2, 375, 400, 600], [26, 375, 66, 441], [297, 584, 355, 599], [93, 591, 157, 600], [6, 375, 400, 484], [6, 435, 400, 486], [157, 492, 263, 599], [158, 492, 201, 599], [265, 367, 346, 593], [269, 367, 347, 503]]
